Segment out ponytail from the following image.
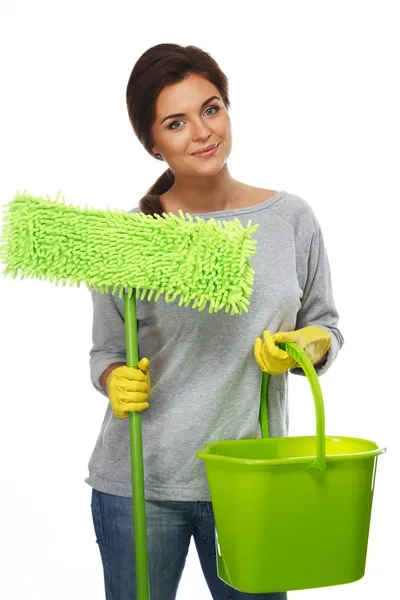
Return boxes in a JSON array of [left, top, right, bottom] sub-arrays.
[[139, 168, 175, 215]]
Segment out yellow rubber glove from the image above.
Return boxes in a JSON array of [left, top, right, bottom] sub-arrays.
[[254, 326, 332, 375], [273, 326, 332, 366], [106, 358, 151, 419], [254, 330, 297, 375]]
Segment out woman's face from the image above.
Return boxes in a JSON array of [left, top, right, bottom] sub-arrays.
[[151, 73, 232, 178]]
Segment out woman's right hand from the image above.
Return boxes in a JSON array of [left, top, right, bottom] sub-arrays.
[[105, 358, 151, 419]]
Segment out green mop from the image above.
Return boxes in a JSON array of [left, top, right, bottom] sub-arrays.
[[0, 191, 259, 600]]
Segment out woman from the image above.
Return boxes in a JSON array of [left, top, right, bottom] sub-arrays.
[[87, 43, 344, 600]]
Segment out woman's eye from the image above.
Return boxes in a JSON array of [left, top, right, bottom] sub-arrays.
[[204, 106, 219, 116], [169, 120, 183, 130]]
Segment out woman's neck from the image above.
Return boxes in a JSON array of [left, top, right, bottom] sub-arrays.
[[161, 167, 244, 214]]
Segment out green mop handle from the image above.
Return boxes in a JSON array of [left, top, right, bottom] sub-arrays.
[[124, 290, 150, 600]]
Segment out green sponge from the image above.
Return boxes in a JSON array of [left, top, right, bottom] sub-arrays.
[[0, 192, 259, 314]]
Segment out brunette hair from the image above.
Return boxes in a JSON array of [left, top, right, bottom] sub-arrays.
[[126, 44, 230, 214]]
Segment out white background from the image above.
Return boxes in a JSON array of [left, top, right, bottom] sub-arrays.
[[0, 1, 398, 598]]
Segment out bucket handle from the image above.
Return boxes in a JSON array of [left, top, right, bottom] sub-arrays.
[[259, 342, 327, 472]]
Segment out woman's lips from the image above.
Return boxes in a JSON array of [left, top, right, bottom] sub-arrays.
[[192, 143, 220, 158]]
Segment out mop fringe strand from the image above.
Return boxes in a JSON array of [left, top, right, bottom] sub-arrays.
[[0, 192, 259, 314]]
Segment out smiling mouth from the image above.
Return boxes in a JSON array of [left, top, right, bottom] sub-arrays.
[[192, 143, 220, 158]]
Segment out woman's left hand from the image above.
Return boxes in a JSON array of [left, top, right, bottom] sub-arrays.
[[273, 325, 332, 365], [253, 331, 297, 374], [254, 325, 332, 374]]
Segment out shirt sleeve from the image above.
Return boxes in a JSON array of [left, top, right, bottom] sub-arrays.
[[89, 290, 126, 396], [291, 217, 344, 377]]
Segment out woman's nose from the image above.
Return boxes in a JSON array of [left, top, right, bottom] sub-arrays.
[[191, 119, 212, 142]]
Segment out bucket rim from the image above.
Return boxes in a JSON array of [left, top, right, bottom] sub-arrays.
[[195, 435, 387, 467]]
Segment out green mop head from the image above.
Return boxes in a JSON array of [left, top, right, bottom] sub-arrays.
[[0, 192, 259, 314]]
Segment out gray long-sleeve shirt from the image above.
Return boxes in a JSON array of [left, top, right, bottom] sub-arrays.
[[85, 190, 344, 501]]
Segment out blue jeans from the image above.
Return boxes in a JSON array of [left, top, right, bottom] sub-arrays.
[[91, 489, 287, 600]]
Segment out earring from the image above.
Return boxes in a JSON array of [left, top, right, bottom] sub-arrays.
[[154, 153, 164, 161]]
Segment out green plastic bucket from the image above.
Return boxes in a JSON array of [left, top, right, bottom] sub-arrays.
[[196, 343, 386, 594]]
